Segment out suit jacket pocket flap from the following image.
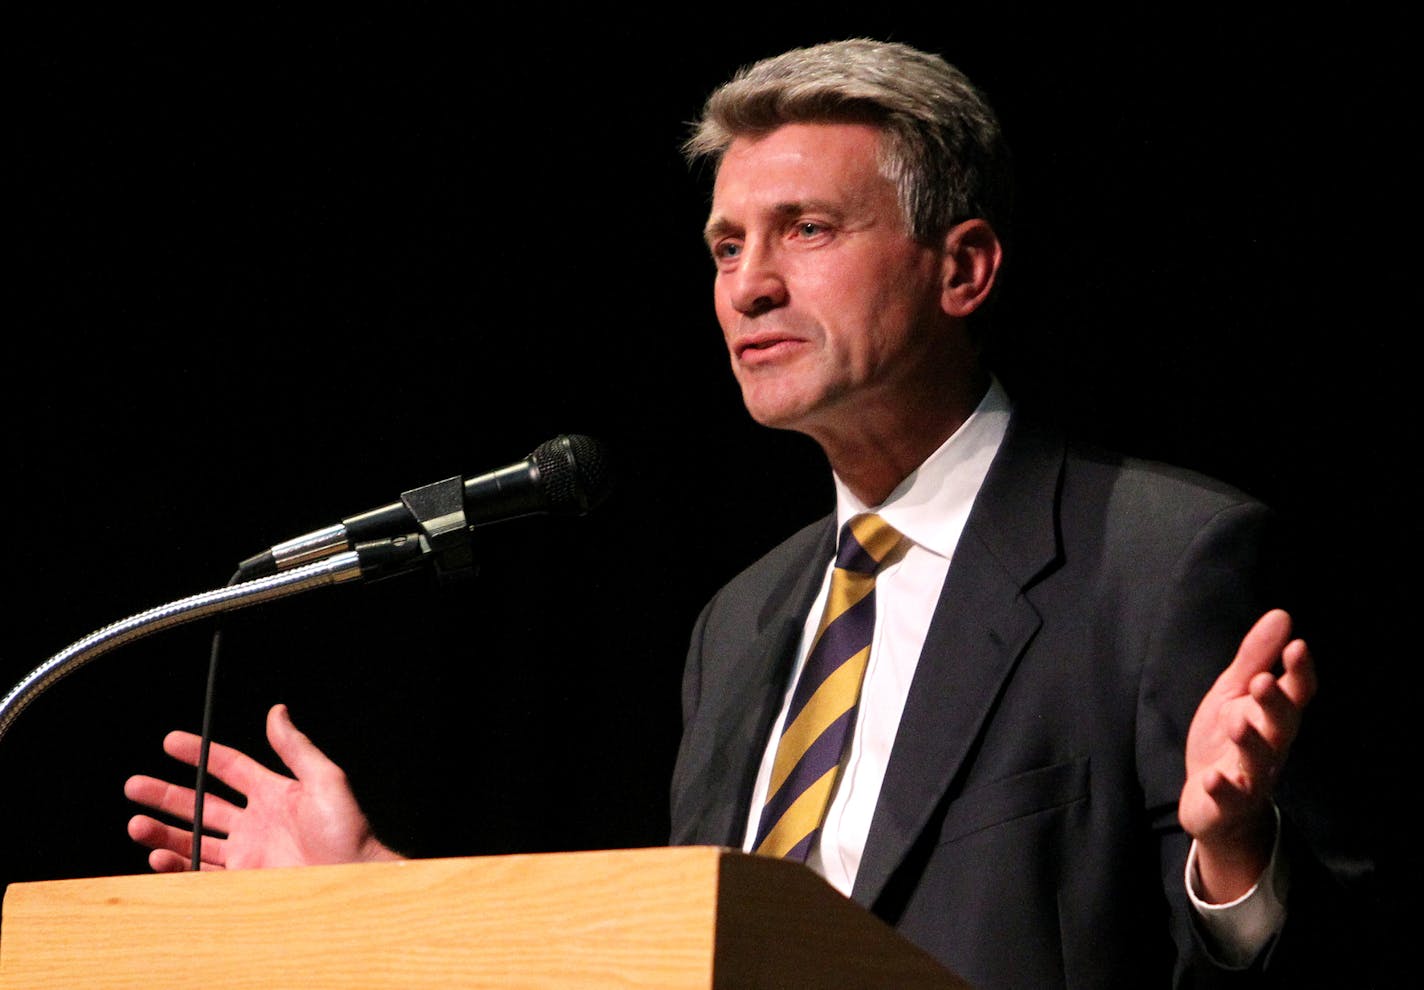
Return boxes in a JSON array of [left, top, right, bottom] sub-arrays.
[[937, 756, 1089, 845]]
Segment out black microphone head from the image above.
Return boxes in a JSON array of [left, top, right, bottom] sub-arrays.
[[530, 434, 614, 514]]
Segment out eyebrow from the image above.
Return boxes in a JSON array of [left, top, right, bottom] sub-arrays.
[[703, 200, 849, 249], [703, 216, 739, 249]]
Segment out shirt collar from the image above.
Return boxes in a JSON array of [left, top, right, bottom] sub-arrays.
[[833, 377, 1012, 559]]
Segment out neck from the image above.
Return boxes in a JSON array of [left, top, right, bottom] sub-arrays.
[[814, 368, 990, 506]]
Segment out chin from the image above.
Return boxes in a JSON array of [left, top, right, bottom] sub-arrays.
[[736, 379, 843, 435], [737, 385, 797, 426], [740, 398, 823, 435]]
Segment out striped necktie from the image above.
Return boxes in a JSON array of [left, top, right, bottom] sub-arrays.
[[753, 513, 904, 862]]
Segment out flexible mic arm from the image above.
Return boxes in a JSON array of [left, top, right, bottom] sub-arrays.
[[0, 536, 427, 744]]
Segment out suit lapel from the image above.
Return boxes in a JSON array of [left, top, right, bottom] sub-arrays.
[[677, 518, 835, 847], [852, 418, 1065, 907]]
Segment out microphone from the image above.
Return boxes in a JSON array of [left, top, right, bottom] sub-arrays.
[[237, 434, 613, 579]]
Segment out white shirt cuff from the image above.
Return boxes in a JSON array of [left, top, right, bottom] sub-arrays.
[[1184, 804, 1289, 968]]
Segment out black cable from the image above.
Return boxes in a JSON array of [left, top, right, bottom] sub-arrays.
[[191, 570, 241, 871]]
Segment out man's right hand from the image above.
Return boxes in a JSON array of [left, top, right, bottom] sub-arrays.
[[125, 703, 402, 871]]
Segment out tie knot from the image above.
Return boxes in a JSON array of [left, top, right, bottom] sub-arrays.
[[835, 514, 903, 574]]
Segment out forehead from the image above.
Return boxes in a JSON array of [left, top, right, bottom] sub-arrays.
[[709, 122, 894, 219]]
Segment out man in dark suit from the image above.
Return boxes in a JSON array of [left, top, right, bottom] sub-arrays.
[[126, 39, 1326, 986], [668, 39, 1327, 986]]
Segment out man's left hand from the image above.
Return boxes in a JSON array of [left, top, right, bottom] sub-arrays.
[[1180, 608, 1316, 902]]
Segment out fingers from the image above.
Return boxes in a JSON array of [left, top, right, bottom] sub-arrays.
[[149, 849, 189, 872], [1220, 610, 1316, 752], [1226, 608, 1293, 683], [266, 704, 343, 783], [161, 730, 273, 796], [1229, 715, 1279, 776], [1200, 765, 1257, 814], [1229, 640, 1315, 762], [1216, 670, 1313, 802], [1220, 696, 1288, 786], [1238, 676, 1294, 747], [1250, 669, 1306, 738], [127, 814, 228, 868], [1276, 637, 1318, 708], [124, 774, 243, 834], [148, 849, 222, 872], [124, 774, 194, 822], [1229, 611, 1315, 698]]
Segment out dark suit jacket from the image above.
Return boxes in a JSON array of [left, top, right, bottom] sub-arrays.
[[669, 415, 1331, 988]]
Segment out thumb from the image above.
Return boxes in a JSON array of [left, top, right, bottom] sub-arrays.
[[266, 703, 341, 782]]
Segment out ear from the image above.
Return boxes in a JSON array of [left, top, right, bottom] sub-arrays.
[[939, 219, 1003, 318]]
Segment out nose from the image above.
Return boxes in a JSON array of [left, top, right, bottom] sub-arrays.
[[724, 240, 788, 316]]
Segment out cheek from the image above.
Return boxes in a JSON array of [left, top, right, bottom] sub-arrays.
[[805, 270, 882, 361], [822, 298, 927, 384], [864, 259, 941, 338], [712, 284, 736, 343]]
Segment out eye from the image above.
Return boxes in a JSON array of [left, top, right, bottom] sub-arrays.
[[713, 240, 742, 261], [796, 222, 825, 238]]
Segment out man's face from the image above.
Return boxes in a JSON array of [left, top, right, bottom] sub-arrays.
[[705, 122, 949, 438]]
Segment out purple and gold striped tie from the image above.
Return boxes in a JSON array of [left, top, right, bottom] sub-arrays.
[[753, 513, 904, 862]]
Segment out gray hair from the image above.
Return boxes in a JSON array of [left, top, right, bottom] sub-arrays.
[[684, 39, 1012, 247]]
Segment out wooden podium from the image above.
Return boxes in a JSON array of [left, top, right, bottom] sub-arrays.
[[0, 846, 968, 988]]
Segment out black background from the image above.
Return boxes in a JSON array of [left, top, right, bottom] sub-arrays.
[[5, 6, 1414, 969]]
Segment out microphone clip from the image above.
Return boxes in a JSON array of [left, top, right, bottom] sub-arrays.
[[399, 476, 476, 583]]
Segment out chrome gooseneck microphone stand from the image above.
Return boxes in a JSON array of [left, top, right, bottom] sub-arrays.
[[0, 552, 364, 745]]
